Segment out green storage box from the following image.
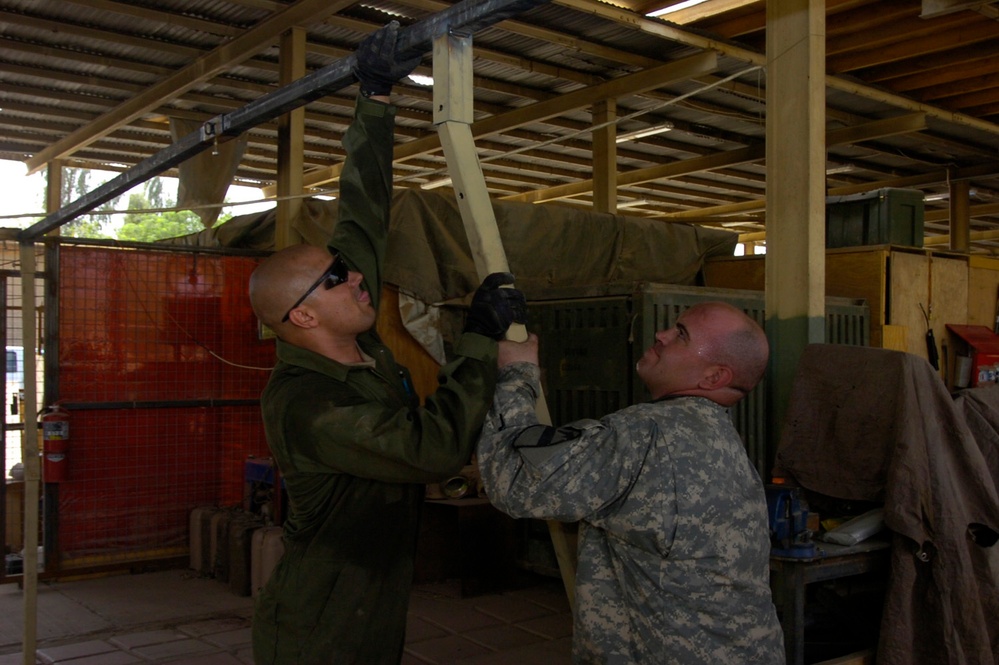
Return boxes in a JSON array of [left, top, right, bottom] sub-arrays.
[[826, 188, 924, 248]]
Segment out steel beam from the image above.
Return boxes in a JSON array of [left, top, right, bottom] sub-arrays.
[[19, 0, 550, 240]]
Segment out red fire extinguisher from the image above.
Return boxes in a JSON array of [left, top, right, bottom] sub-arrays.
[[41, 404, 70, 483]]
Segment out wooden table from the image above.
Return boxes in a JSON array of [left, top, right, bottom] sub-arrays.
[[770, 539, 891, 665]]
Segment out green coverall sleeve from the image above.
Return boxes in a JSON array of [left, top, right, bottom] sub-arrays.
[[328, 95, 394, 313]]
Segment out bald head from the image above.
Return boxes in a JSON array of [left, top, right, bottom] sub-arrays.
[[636, 301, 770, 405], [698, 302, 770, 395], [249, 244, 332, 332]]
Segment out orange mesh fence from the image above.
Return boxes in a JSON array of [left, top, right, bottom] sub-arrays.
[[54, 244, 274, 566]]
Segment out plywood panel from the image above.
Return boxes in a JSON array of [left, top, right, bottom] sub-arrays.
[[932, 256, 970, 380], [881, 324, 908, 352], [968, 256, 999, 328], [932, 255, 969, 327], [888, 251, 929, 359]]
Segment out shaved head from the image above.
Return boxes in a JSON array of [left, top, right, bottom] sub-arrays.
[[698, 302, 770, 392], [636, 301, 769, 405], [249, 244, 332, 332]]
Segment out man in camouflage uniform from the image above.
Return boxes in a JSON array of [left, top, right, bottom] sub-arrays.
[[477, 301, 785, 664]]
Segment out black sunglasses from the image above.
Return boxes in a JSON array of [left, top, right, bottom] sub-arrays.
[[280, 255, 350, 322]]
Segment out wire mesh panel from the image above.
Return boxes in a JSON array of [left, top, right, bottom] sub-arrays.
[[51, 242, 274, 569], [1, 241, 46, 579]]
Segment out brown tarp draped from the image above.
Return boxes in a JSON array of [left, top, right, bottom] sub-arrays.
[[955, 383, 999, 495], [775, 344, 999, 665]]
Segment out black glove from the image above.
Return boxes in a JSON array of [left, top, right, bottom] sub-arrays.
[[464, 272, 528, 340], [353, 20, 422, 98]]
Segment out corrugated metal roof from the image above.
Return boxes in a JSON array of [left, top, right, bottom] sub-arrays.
[[2, 0, 999, 249]]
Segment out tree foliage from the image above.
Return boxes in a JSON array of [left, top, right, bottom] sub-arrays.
[[61, 168, 122, 239], [52, 169, 232, 241], [117, 193, 208, 242]]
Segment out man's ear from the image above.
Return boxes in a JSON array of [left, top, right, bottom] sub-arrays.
[[287, 306, 319, 329], [698, 364, 734, 391]]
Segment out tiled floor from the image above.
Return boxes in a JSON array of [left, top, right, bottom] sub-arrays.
[[0, 569, 573, 665]]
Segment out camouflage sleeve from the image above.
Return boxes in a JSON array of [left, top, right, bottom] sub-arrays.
[[477, 362, 649, 522]]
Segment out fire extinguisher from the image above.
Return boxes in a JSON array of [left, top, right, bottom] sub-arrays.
[[41, 404, 70, 483]]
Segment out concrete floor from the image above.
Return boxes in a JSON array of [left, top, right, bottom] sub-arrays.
[[0, 569, 573, 664]]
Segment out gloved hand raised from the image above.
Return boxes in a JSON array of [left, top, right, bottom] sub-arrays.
[[464, 272, 528, 341], [353, 20, 422, 98]]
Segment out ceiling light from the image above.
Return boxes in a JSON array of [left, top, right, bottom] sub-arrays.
[[421, 176, 452, 190], [615, 122, 674, 143], [646, 0, 711, 18], [407, 73, 433, 86], [616, 199, 649, 209], [924, 193, 949, 202]]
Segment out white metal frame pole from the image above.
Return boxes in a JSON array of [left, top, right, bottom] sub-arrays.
[[432, 31, 577, 609]]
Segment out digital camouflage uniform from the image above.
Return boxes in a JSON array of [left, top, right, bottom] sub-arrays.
[[252, 97, 498, 665], [477, 362, 785, 665]]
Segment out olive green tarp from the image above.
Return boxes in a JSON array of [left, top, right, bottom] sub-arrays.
[[167, 189, 737, 360]]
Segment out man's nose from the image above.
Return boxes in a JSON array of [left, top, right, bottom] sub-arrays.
[[656, 328, 675, 344], [348, 270, 363, 285]]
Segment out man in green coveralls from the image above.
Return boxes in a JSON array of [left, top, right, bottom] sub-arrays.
[[248, 23, 526, 664]]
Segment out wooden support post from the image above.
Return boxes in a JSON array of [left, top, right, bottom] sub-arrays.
[[765, 0, 827, 457], [20, 241, 39, 665], [432, 30, 577, 609], [949, 179, 970, 252], [592, 99, 617, 214], [276, 27, 307, 248]]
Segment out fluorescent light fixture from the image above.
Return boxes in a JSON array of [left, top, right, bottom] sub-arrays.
[[407, 73, 433, 86], [825, 165, 856, 175], [924, 193, 949, 202], [646, 0, 711, 18], [421, 176, 453, 190], [615, 122, 674, 143], [617, 199, 649, 209]]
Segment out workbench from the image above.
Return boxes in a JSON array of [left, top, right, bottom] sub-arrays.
[[770, 539, 891, 665]]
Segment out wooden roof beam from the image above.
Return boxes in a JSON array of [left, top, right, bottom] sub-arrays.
[[294, 50, 719, 191], [506, 111, 928, 205]]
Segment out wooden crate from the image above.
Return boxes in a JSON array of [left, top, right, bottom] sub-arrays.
[[703, 245, 970, 367], [968, 256, 999, 329]]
